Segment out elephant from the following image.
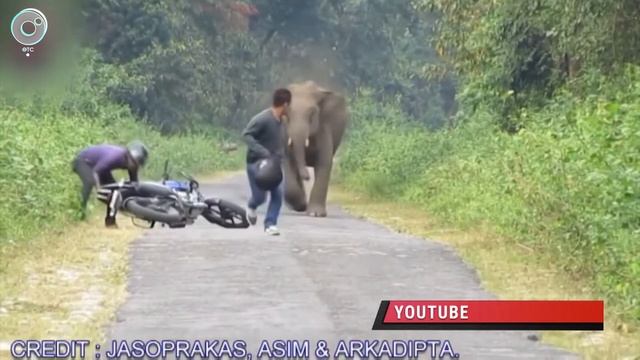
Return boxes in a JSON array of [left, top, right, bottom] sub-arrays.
[[283, 80, 349, 217]]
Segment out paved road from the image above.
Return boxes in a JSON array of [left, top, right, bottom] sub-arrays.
[[107, 175, 579, 359]]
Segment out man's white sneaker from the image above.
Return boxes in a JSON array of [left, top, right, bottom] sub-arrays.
[[265, 225, 280, 236], [247, 207, 257, 225]]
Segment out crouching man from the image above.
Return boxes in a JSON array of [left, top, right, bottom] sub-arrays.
[[72, 141, 148, 228]]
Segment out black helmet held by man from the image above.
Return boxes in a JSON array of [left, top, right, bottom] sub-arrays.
[[128, 140, 149, 167], [254, 157, 283, 191]]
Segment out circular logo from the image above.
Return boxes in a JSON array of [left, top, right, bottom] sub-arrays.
[[11, 8, 48, 46]]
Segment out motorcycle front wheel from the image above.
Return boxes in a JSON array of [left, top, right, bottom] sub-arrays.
[[202, 198, 250, 229]]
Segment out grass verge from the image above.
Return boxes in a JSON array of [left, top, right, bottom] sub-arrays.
[[330, 187, 640, 360], [0, 210, 139, 358]]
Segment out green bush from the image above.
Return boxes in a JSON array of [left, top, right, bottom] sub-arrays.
[[339, 70, 640, 322]]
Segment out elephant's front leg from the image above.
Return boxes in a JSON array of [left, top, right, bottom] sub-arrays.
[[307, 148, 333, 217]]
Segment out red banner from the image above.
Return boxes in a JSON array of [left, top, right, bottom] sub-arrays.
[[373, 300, 604, 331]]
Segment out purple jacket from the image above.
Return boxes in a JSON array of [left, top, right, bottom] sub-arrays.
[[77, 144, 138, 181]]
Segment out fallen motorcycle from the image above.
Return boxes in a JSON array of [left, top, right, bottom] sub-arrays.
[[96, 160, 249, 229]]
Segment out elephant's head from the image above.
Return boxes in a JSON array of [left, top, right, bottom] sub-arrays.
[[285, 81, 330, 180]]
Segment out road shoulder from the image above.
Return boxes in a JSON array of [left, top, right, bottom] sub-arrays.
[[329, 186, 639, 360]]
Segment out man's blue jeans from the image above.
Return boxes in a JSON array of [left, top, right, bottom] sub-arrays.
[[247, 162, 283, 228]]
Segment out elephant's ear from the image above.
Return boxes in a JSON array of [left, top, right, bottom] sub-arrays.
[[316, 85, 331, 94], [317, 87, 333, 105]]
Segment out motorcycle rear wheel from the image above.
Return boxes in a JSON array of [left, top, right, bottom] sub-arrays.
[[124, 198, 185, 224]]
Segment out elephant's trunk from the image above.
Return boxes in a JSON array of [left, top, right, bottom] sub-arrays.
[[290, 136, 310, 181]]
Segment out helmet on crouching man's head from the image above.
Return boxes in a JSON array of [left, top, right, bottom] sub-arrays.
[[127, 140, 149, 167]]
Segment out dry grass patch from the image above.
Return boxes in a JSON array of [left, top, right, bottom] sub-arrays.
[[330, 187, 640, 360], [0, 212, 140, 357]]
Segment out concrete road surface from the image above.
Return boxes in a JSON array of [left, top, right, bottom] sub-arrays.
[[106, 174, 579, 359]]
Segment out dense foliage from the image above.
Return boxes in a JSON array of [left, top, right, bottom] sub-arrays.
[[79, 0, 454, 131], [416, 0, 640, 131], [339, 0, 640, 324], [81, 0, 263, 133]]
